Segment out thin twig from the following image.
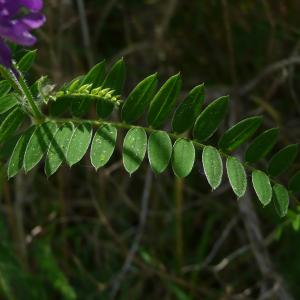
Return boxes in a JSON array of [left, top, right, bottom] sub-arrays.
[[156, 0, 178, 39], [237, 171, 293, 300], [94, 0, 119, 41], [76, 0, 94, 67], [238, 56, 300, 96], [109, 168, 153, 299], [182, 216, 239, 273]]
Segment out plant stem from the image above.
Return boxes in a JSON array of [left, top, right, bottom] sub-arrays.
[[17, 73, 44, 122]]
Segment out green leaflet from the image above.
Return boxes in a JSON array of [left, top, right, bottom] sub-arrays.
[[17, 50, 37, 73], [45, 123, 75, 177], [148, 131, 172, 174], [72, 61, 106, 117], [273, 184, 289, 217], [0, 80, 11, 96], [202, 146, 223, 190], [30, 76, 43, 98], [292, 214, 300, 231], [219, 116, 262, 153], [66, 123, 92, 166], [193, 96, 229, 142], [172, 138, 195, 178], [7, 127, 36, 178], [55, 94, 114, 118], [167, 283, 193, 300], [71, 95, 92, 117], [24, 122, 58, 173], [90, 124, 117, 170], [123, 127, 147, 174], [289, 170, 300, 193], [122, 74, 158, 124], [94, 60, 125, 118], [102, 58, 126, 95], [226, 156, 247, 198], [0, 65, 22, 93], [268, 144, 299, 177], [80, 60, 105, 88], [172, 84, 205, 133], [252, 170, 272, 206], [50, 97, 71, 116], [245, 128, 279, 163], [0, 107, 25, 143], [96, 100, 114, 118], [147, 73, 182, 129], [0, 134, 21, 161], [67, 78, 81, 93], [0, 94, 18, 114]]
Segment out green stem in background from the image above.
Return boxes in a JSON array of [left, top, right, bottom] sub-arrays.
[[17, 71, 44, 122]]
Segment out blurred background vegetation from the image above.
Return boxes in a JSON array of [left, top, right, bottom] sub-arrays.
[[1, 0, 300, 299]]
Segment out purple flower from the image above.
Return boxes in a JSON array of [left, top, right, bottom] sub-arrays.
[[0, 0, 45, 68]]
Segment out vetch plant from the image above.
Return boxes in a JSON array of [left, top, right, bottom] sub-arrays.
[[0, 1, 299, 222]]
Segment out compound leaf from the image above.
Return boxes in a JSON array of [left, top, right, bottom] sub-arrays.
[[172, 138, 195, 178], [193, 96, 229, 142], [202, 145, 223, 190], [148, 131, 172, 174], [148, 73, 181, 129], [123, 127, 147, 174]]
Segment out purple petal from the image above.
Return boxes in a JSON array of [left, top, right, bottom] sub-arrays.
[[20, 12, 45, 29], [0, 21, 36, 46], [0, 37, 11, 67], [0, 2, 19, 17], [19, 0, 43, 11]]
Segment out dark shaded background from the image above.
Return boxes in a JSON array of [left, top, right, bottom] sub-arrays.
[[1, 1, 300, 299]]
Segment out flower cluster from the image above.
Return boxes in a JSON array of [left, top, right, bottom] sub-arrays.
[[0, 0, 45, 68]]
